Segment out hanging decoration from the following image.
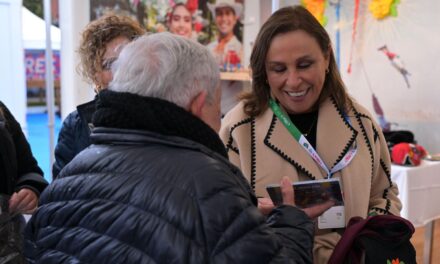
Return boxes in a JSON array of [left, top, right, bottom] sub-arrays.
[[359, 58, 396, 132], [301, 0, 328, 26], [372, 93, 392, 131], [329, 0, 341, 69], [378, 45, 411, 88], [369, 0, 400, 20], [346, 0, 360, 73]]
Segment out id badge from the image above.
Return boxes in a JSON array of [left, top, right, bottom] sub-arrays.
[[318, 205, 346, 229]]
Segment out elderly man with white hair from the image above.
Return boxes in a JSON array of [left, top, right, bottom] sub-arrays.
[[25, 32, 329, 263]]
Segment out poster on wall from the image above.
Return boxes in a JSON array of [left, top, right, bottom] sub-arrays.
[[90, 0, 245, 72], [25, 50, 61, 85]]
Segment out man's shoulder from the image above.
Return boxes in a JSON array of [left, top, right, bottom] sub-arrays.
[[173, 145, 231, 173]]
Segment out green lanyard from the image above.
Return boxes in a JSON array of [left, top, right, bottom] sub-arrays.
[[269, 98, 357, 178]]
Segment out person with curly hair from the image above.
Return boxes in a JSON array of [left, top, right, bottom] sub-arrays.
[[52, 14, 145, 178]]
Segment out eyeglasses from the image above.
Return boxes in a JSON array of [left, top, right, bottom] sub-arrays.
[[102, 57, 117, 71]]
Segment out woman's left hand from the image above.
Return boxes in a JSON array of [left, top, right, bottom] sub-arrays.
[[9, 188, 38, 214]]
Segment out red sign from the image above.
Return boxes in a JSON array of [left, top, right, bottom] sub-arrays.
[[25, 49, 61, 81]]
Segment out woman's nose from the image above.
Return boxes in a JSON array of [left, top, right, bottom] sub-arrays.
[[286, 70, 302, 87]]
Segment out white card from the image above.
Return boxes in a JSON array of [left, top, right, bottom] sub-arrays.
[[318, 205, 346, 229]]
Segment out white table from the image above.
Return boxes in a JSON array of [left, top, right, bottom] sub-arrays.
[[391, 160, 440, 264]]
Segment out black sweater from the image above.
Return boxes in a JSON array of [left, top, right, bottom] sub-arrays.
[[0, 101, 47, 196]]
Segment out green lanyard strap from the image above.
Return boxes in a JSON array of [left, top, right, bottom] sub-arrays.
[[269, 98, 357, 178]]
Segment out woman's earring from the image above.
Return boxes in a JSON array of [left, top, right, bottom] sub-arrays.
[[325, 68, 330, 74]]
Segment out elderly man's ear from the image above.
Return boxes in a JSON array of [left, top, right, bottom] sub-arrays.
[[189, 90, 208, 118], [189, 88, 222, 132]]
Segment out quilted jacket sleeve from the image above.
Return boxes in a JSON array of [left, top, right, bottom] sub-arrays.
[[195, 162, 314, 264], [52, 111, 80, 178]]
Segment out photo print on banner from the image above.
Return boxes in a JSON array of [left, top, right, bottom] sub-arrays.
[[90, 0, 245, 72]]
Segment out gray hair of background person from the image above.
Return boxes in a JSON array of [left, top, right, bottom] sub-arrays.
[[109, 32, 220, 108]]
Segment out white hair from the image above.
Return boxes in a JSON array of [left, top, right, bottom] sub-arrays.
[[109, 32, 220, 108]]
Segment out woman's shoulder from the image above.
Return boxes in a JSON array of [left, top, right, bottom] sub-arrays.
[[350, 100, 375, 120], [0, 101, 21, 133], [347, 99, 383, 135], [62, 110, 81, 127], [0, 101, 13, 120], [222, 101, 252, 127], [63, 99, 96, 125]]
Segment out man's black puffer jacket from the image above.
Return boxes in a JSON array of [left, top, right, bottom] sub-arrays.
[[26, 91, 314, 263]]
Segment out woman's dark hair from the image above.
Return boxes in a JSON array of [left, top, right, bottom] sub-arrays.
[[242, 5, 352, 116]]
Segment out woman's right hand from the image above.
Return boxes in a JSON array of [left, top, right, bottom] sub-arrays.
[[280, 176, 295, 206], [279, 176, 334, 219], [258, 198, 275, 215], [302, 200, 335, 219], [258, 177, 293, 215]]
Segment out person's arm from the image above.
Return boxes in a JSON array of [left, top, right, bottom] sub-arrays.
[[369, 124, 402, 216], [52, 112, 79, 178], [196, 165, 315, 263], [0, 102, 47, 213]]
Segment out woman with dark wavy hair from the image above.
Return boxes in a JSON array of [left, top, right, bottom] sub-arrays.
[[220, 6, 401, 263]]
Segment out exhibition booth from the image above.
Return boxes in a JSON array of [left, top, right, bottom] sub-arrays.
[[0, 0, 439, 263]]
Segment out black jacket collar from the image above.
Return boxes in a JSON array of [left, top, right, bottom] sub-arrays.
[[92, 90, 227, 158]]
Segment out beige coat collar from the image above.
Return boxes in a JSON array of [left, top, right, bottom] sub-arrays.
[[263, 97, 357, 180]]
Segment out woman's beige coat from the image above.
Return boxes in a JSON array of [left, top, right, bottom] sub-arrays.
[[220, 96, 401, 264]]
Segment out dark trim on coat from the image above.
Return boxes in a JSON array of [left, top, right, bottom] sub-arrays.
[[264, 114, 316, 181]]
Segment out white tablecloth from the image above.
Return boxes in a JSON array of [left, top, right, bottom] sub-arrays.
[[391, 160, 440, 227]]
